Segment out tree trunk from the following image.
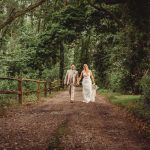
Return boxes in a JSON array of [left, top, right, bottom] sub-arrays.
[[59, 41, 64, 86]]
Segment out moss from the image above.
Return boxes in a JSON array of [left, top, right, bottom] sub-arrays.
[[46, 120, 68, 150]]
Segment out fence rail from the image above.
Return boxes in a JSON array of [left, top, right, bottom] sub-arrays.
[[0, 77, 63, 104]]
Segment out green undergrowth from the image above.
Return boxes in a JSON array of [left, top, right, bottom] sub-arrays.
[[0, 95, 19, 107], [0, 88, 65, 107], [98, 89, 150, 122]]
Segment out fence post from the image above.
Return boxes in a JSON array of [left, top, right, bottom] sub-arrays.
[[44, 82, 47, 97], [18, 78, 23, 104], [37, 81, 40, 100]]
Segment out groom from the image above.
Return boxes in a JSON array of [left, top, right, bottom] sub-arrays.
[[64, 64, 78, 103]]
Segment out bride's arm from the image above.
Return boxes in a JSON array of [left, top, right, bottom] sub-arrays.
[[77, 71, 83, 85], [90, 71, 95, 84]]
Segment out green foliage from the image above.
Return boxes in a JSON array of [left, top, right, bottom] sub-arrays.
[[0, 80, 18, 91], [77, 32, 92, 71], [0, 0, 150, 108], [108, 69, 127, 93], [99, 89, 150, 121], [52, 5, 86, 33], [0, 80, 18, 106], [41, 64, 59, 80], [140, 74, 150, 105], [129, 102, 150, 122]]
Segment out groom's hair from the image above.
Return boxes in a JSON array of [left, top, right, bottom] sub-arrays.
[[70, 64, 76, 70]]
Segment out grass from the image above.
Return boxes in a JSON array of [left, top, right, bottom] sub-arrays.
[[98, 89, 150, 122], [99, 89, 140, 106], [110, 95, 140, 107], [46, 120, 68, 150]]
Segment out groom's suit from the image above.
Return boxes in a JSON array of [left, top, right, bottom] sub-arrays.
[[64, 69, 78, 101]]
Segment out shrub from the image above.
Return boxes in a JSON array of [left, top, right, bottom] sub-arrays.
[[140, 74, 150, 105], [108, 67, 129, 93]]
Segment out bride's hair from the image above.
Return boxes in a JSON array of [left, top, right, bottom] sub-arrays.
[[83, 64, 89, 74]]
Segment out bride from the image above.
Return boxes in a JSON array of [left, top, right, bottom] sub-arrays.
[[78, 64, 95, 103]]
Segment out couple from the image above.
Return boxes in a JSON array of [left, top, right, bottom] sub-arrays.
[[64, 64, 96, 103]]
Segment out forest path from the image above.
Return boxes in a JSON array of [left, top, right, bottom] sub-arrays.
[[0, 87, 149, 150]]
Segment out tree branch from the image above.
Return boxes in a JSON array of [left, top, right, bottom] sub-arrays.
[[88, 1, 124, 27], [104, 0, 127, 4], [0, 0, 47, 30]]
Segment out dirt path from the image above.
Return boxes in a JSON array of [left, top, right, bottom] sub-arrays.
[[0, 88, 149, 150]]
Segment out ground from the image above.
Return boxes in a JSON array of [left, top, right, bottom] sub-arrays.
[[0, 87, 149, 150]]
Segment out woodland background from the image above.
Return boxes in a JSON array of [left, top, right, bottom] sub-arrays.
[[0, 0, 150, 113]]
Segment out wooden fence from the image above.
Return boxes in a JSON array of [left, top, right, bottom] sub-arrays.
[[0, 77, 63, 104]]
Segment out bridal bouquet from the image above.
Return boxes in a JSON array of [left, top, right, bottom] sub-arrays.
[[92, 84, 98, 90]]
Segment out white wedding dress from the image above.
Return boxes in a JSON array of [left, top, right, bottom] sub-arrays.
[[82, 71, 93, 103]]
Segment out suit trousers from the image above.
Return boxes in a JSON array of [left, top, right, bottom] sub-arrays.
[[69, 84, 75, 101]]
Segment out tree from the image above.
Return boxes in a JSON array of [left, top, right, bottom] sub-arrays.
[[0, 0, 47, 30]]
